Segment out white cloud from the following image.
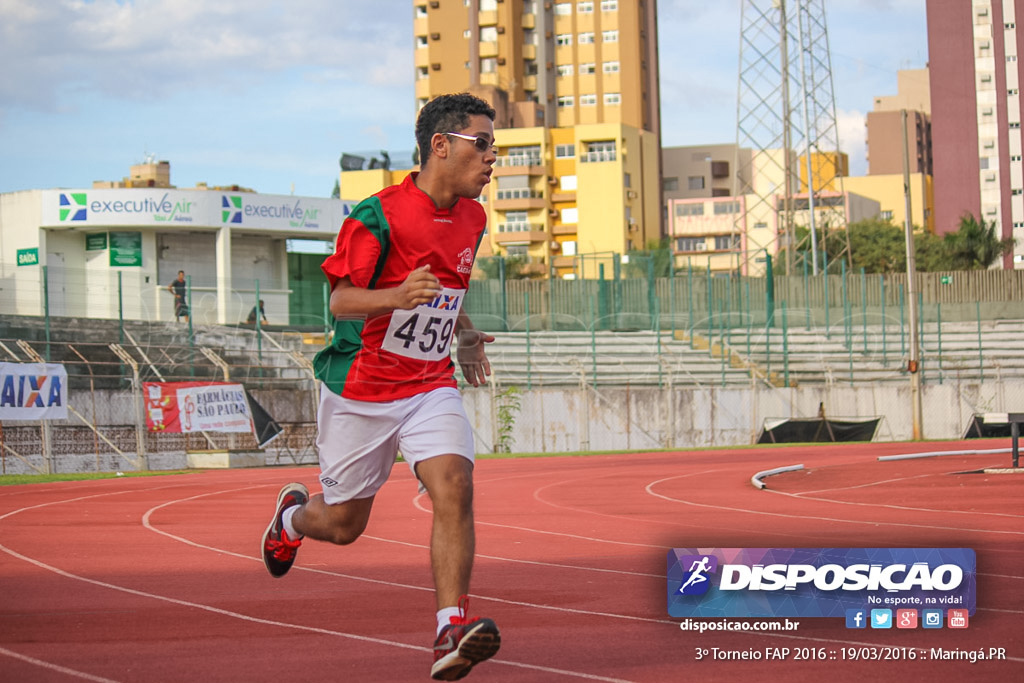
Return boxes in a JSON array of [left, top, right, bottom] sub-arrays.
[[836, 108, 868, 176], [0, 0, 413, 114]]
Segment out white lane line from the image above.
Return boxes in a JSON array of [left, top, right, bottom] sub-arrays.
[[644, 475, 1024, 536], [0, 645, 120, 683]]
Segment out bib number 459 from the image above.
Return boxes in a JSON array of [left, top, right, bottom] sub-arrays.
[[392, 314, 454, 356]]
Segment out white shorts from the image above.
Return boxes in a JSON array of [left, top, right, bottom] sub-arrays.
[[315, 385, 475, 504]]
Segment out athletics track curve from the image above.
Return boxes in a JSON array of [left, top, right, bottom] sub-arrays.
[[0, 438, 1020, 682]]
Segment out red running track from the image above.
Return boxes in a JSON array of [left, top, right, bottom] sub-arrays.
[[0, 439, 1021, 682]]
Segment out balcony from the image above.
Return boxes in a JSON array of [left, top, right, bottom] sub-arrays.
[[493, 155, 546, 176], [494, 189, 546, 210], [579, 151, 617, 163], [479, 41, 499, 58], [551, 223, 577, 236], [493, 224, 547, 245]]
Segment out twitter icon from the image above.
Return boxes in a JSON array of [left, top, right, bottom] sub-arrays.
[[870, 609, 893, 629]]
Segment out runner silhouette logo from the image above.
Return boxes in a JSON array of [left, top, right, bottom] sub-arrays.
[[677, 554, 718, 595]]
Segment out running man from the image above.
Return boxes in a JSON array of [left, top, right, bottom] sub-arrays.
[[261, 93, 500, 681]]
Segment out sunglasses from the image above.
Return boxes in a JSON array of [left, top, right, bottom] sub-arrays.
[[445, 132, 497, 154]]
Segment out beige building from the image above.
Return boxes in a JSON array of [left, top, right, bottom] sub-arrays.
[[866, 68, 933, 177]]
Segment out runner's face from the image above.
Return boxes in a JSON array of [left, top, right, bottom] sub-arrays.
[[447, 114, 496, 198]]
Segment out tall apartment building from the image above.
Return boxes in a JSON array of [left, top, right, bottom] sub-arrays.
[[405, 0, 662, 277], [415, 0, 660, 135], [926, 0, 1021, 266], [847, 68, 935, 233], [866, 69, 932, 176]]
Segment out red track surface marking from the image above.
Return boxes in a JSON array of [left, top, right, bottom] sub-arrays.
[[0, 439, 1020, 681]]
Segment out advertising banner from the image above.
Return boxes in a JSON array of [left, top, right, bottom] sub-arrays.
[[0, 362, 68, 420], [667, 547, 976, 619], [144, 381, 253, 434], [41, 189, 352, 237]]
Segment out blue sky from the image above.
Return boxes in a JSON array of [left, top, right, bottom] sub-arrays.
[[0, 0, 927, 199]]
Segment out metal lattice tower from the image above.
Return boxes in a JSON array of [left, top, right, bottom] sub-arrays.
[[734, 0, 851, 276]]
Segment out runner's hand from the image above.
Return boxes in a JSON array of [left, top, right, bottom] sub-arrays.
[[395, 265, 442, 310], [457, 329, 495, 386]]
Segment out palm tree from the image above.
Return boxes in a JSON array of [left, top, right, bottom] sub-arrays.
[[945, 213, 1015, 270]]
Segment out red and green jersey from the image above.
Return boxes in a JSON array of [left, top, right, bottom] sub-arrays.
[[313, 173, 486, 401]]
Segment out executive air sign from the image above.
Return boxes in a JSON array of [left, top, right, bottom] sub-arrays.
[[40, 190, 350, 235], [667, 547, 976, 618]]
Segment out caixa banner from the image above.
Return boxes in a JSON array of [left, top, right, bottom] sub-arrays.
[[0, 362, 68, 420], [667, 548, 976, 618]]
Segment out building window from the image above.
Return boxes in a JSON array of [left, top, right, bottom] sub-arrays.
[[688, 176, 705, 190], [503, 145, 542, 166], [880, 210, 894, 221], [557, 64, 574, 77], [602, 30, 618, 42], [560, 175, 577, 191], [557, 96, 574, 108], [480, 26, 498, 42], [561, 207, 579, 223], [580, 93, 597, 106], [1009, 55, 1018, 61], [555, 2, 572, 15], [675, 203, 704, 216], [579, 32, 595, 44], [675, 237, 705, 252], [1012, 155, 1023, 162], [577, 1, 594, 12], [416, 35, 428, 48], [663, 177, 679, 192], [713, 201, 740, 215], [556, 33, 573, 46], [415, 5, 428, 18], [480, 57, 497, 73], [580, 62, 596, 75], [754, 221, 767, 229], [555, 144, 575, 158], [417, 66, 429, 80], [603, 60, 620, 73], [581, 140, 616, 162], [714, 235, 739, 251], [601, 0, 618, 10], [604, 93, 621, 105], [1012, 122, 1022, 128]]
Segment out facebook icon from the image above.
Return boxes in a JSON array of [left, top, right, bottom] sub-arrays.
[[845, 609, 867, 629]]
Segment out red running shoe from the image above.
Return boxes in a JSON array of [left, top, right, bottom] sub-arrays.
[[261, 483, 308, 577], [430, 596, 501, 681]]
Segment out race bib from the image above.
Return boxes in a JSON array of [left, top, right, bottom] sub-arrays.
[[381, 287, 466, 361]]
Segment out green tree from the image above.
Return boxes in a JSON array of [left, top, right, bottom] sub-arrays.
[[944, 213, 1015, 270], [474, 254, 528, 280], [624, 238, 672, 278]]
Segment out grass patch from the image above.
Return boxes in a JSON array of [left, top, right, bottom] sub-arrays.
[[0, 470, 197, 486]]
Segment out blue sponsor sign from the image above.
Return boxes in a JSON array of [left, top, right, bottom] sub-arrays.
[[667, 548, 976, 618]]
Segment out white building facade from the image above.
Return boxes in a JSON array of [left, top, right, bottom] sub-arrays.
[[0, 188, 352, 325]]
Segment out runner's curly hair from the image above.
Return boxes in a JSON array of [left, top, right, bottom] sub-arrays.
[[415, 93, 496, 168]]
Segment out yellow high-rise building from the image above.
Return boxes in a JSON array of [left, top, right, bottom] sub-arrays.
[[406, 0, 662, 277], [414, 0, 660, 136]]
